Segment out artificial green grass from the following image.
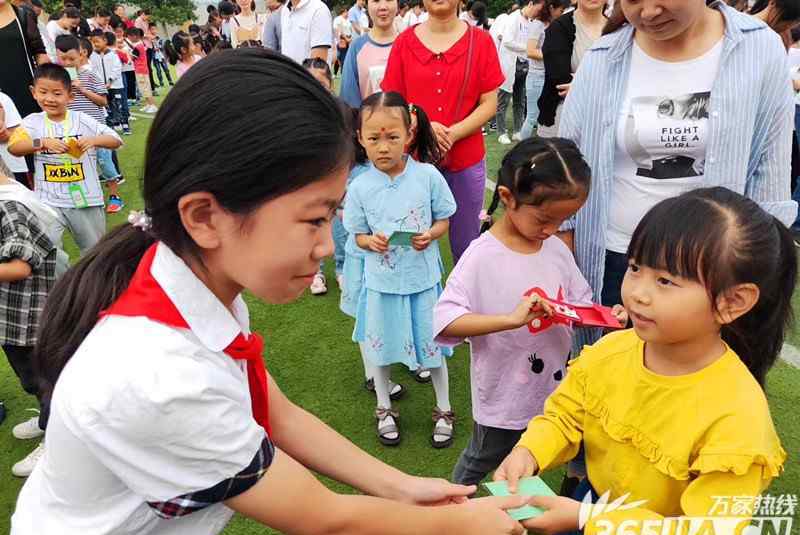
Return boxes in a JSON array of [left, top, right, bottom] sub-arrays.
[[0, 92, 797, 534]]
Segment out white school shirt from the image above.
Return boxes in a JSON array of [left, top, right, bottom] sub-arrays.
[[606, 39, 723, 253], [281, 0, 333, 64], [0, 92, 28, 174], [21, 110, 120, 208], [11, 242, 268, 535]]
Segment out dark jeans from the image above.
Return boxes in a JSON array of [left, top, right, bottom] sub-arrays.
[[496, 58, 528, 136], [2, 345, 48, 431], [146, 47, 156, 90], [601, 250, 628, 308], [107, 88, 129, 127], [152, 58, 173, 86], [452, 422, 524, 486]]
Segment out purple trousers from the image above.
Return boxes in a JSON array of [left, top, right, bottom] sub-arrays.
[[442, 159, 487, 264]]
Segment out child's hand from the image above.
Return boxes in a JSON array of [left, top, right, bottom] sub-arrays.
[[43, 138, 69, 154], [76, 137, 95, 153], [494, 446, 539, 493], [507, 294, 553, 328], [611, 304, 628, 325], [520, 496, 581, 535], [411, 231, 432, 251], [71, 78, 83, 90], [367, 232, 389, 253]]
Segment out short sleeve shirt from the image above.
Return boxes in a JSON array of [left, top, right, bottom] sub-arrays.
[[15, 110, 121, 208], [381, 24, 504, 172], [343, 157, 456, 294], [280, 0, 333, 64], [433, 232, 593, 429], [0, 91, 28, 174], [11, 243, 272, 535]]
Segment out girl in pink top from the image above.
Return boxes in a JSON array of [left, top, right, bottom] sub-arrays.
[[165, 31, 203, 78], [434, 137, 626, 486]]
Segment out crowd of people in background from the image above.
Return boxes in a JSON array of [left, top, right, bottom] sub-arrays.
[[1, 0, 800, 532]]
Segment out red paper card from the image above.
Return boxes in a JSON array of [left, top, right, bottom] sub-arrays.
[[524, 287, 623, 333]]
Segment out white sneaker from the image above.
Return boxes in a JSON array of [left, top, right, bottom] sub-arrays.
[[310, 272, 327, 295], [12, 415, 43, 440], [336, 273, 344, 289], [512, 132, 523, 142], [498, 134, 512, 145], [145, 105, 159, 114], [12, 442, 44, 477]]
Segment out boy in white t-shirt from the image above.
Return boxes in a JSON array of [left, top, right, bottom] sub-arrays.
[[8, 64, 122, 255]]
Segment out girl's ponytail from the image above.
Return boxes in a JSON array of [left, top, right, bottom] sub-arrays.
[[164, 31, 190, 65], [480, 186, 501, 233], [33, 224, 155, 409], [722, 218, 797, 386], [408, 103, 442, 165]]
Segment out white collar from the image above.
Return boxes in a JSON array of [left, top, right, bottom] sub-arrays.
[[150, 242, 251, 353]]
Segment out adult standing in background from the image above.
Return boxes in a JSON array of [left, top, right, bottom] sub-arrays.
[[496, 0, 538, 145], [381, 0, 504, 263], [262, 0, 286, 51], [519, 0, 569, 138], [0, 0, 48, 120], [280, 0, 332, 62], [333, 6, 353, 76], [536, 0, 605, 136], [231, 0, 265, 47], [349, 0, 369, 35], [558, 0, 795, 330], [111, 3, 132, 29], [340, 0, 398, 107]]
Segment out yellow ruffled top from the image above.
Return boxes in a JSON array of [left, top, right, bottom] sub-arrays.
[[517, 329, 786, 531]]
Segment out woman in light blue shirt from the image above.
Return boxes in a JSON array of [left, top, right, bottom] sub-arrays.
[[557, 0, 795, 330]]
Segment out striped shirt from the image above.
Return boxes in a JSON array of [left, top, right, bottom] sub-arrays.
[[68, 66, 107, 123], [558, 1, 795, 345]]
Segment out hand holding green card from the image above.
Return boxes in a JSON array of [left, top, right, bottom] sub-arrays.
[[483, 477, 556, 521], [388, 231, 419, 247]]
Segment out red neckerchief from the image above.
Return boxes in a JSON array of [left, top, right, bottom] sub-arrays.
[[101, 243, 271, 435]]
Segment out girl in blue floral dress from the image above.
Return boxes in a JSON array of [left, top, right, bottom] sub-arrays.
[[344, 92, 456, 448]]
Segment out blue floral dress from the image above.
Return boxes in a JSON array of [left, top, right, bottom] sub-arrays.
[[343, 156, 457, 369]]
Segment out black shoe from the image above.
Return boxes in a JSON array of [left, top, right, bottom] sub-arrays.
[[0, 402, 6, 426], [364, 378, 406, 401]]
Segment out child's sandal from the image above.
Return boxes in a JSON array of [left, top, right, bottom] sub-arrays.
[[430, 407, 455, 449], [375, 407, 401, 446]]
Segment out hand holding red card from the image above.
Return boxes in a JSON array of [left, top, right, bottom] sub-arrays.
[[523, 288, 624, 333]]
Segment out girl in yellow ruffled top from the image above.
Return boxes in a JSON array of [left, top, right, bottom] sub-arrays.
[[494, 187, 794, 534]]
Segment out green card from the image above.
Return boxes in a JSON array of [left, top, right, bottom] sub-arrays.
[[388, 231, 418, 247], [482, 477, 556, 521]]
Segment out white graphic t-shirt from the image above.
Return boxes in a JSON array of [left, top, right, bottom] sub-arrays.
[[607, 40, 723, 253], [21, 111, 121, 209]]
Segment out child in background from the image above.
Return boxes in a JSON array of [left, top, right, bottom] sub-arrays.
[[0, 170, 60, 477], [339, 108, 406, 402], [303, 57, 335, 295], [90, 30, 130, 136], [125, 27, 158, 114], [114, 24, 137, 111], [495, 187, 792, 534], [164, 31, 203, 78], [56, 35, 126, 214], [148, 23, 174, 88], [8, 64, 122, 255], [434, 137, 625, 486], [344, 92, 457, 448]]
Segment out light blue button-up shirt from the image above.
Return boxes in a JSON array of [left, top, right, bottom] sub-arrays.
[[559, 2, 796, 311], [343, 156, 457, 295]]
